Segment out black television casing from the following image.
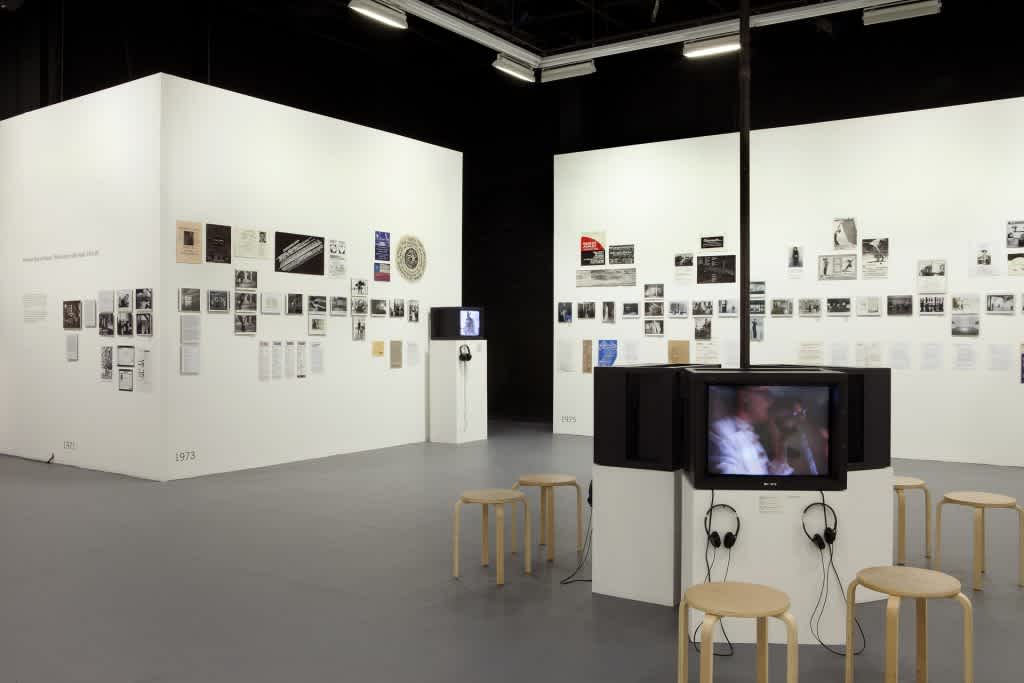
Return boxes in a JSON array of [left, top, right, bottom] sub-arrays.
[[429, 307, 485, 340], [683, 368, 849, 491]]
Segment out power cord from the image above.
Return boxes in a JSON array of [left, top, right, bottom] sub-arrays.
[[691, 491, 735, 657], [560, 506, 593, 584]]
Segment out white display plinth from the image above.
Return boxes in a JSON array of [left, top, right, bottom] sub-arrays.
[[428, 340, 487, 444]]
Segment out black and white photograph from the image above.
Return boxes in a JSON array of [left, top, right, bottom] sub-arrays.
[[261, 292, 284, 315], [621, 302, 639, 319], [832, 218, 858, 250], [99, 312, 115, 336], [287, 293, 304, 315], [787, 245, 804, 270], [970, 240, 998, 277], [750, 316, 765, 342], [100, 346, 113, 381], [917, 259, 948, 293], [308, 295, 327, 313], [643, 301, 663, 317], [235, 269, 258, 290], [952, 294, 980, 314], [577, 301, 596, 319], [986, 293, 1016, 314], [668, 301, 689, 318], [390, 298, 406, 318], [644, 319, 664, 336], [275, 231, 325, 275], [750, 281, 766, 297], [717, 298, 738, 317], [62, 300, 82, 330], [750, 299, 766, 315], [818, 254, 857, 280], [696, 255, 737, 284], [117, 289, 132, 310], [919, 295, 946, 315], [408, 300, 420, 322], [136, 312, 153, 335], [887, 295, 913, 316], [692, 299, 714, 316], [330, 296, 349, 316], [351, 278, 369, 296], [117, 345, 135, 367], [1008, 253, 1024, 276], [602, 301, 615, 323], [770, 299, 794, 317], [352, 296, 368, 316], [826, 297, 851, 316], [208, 290, 230, 313], [352, 317, 367, 341], [861, 238, 889, 279], [558, 302, 573, 323], [308, 314, 327, 335], [117, 311, 134, 335], [178, 288, 201, 312], [695, 317, 712, 340], [575, 267, 637, 288], [856, 296, 882, 317], [1007, 221, 1024, 249], [371, 298, 388, 317], [134, 288, 153, 311], [234, 313, 257, 335], [235, 291, 257, 312], [608, 244, 634, 265], [206, 223, 232, 264], [952, 314, 980, 337], [118, 368, 134, 392], [700, 235, 724, 250], [798, 298, 822, 317], [675, 253, 694, 268], [643, 283, 664, 299]]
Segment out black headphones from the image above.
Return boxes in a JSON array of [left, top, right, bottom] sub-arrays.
[[704, 503, 740, 550], [802, 501, 839, 550], [458, 344, 472, 362]]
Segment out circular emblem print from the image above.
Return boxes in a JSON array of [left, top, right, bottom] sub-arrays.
[[396, 235, 426, 282]]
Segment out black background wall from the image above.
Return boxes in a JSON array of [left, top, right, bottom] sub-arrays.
[[3, 1, 1023, 423]]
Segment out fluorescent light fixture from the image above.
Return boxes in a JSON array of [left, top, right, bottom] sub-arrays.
[[492, 53, 536, 83], [863, 0, 941, 25], [540, 60, 597, 83], [349, 0, 408, 29], [682, 34, 741, 59]]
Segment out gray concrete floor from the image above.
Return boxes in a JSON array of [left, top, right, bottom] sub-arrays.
[[1, 421, 1022, 682]]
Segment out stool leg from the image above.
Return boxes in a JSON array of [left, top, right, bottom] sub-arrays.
[[934, 501, 944, 571], [510, 498, 518, 555], [916, 598, 928, 683], [778, 611, 799, 683], [923, 487, 933, 560], [845, 579, 860, 683], [481, 503, 489, 567], [1018, 506, 1024, 587], [453, 499, 463, 578], [523, 498, 532, 575], [756, 616, 769, 683], [495, 503, 505, 586], [575, 481, 584, 551], [972, 508, 983, 591], [885, 595, 901, 683], [539, 485, 548, 546], [979, 509, 986, 575], [547, 487, 556, 562], [678, 600, 689, 683], [897, 489, 907, 565], [955, 592, 973, 683], [700, 613, 720, 683]]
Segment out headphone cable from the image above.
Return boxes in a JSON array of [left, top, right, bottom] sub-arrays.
[[691, 491, 735, 657]]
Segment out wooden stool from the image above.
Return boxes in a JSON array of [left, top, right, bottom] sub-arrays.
[[893, 476, 932, 565], [677, 582, 798, 683], [845, 566, 973, 683], [511, 474, 583, 563], [935, 490, 1024, 591], [453, 489, 530, 586]]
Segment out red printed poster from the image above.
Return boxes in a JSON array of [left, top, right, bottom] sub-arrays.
[[580, 231, 607, 266]]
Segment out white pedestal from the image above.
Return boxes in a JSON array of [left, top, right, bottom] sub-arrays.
[[428, 340, 488, 444]]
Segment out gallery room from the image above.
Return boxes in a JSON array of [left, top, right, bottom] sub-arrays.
[[1, 0, 1023, 681]]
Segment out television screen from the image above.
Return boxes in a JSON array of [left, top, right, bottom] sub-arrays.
[[460, 310, 481, 337], [707, 385, 830, 477]]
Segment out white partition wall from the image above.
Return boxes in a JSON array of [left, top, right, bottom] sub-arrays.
[[0, 74, 463, 480], [554, 97, 1024, 467]]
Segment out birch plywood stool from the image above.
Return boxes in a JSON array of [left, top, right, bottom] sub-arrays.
[[893, 476, 932, 565], [935, 490, 1024, 591], [677, 582, 798, 683], [844, 566, 973, 683], [452, 489, 531, 586], [511, 474, 583, 563]]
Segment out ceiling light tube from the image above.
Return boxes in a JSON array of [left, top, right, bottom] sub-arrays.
[[682, 34, 741, 59], [492, 53, 536, 83], [540, 60, 597, 83], [349, 0, 408, 30], [863, 0, 941, 25]]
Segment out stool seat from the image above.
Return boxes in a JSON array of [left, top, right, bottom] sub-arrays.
[[856, 566, 961, 599], [943, 491, 1017, 508], [460, 488, 525, 505], [516, 473, 576, 486], [893, 475, 926, 489], [684, 582, 791, 618], [512, 474, 584, 561]]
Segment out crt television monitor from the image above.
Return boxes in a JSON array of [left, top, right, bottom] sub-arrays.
[[430, 306, 486, 340], [682, 368, 848, 491]]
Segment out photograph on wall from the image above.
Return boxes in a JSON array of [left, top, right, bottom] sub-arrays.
[[133, 288, 153, 311], [787, 246, 804, 277], [100, 346, 113, 381], [370, 299, 388, 317], [261, 292, 284, 315], [352, 317, 367, 341], [861, 238, 889, 279], [832, 218, 857, 250], [826, 298, 851, 316], [117, 290, 132, 311], [952, 314, 980, 337], [917, 259, 947, 293], [274, 232, 325, 275], [1007, 221, 1024, 248], [287, 293, 303, 315], [750, 281, 766, 298], [580, 231, 607, 266], [408, 300, 420, 322], [208, 290, 229, 313], [234, 228, 271, 259], [608, 244, 634, 265], [396, 235, 427, 282], [674, 253, 695, 282], [557, 302, 573, 323], [330, 296, 349, 316], [1008, 253, 1024, 276], [371, 340, 385, 358], [602, 301, 615, 323], [951, 294, 980, 314], [119, 368, 134, 392], [643, 283, 664, 299], [352, 296, 368, 316], [374, 262, 391, 282], [235, 292, 257, 312], [135, 313, 153, 336], [770, 299, 793, 317], [351, 278, 369, 296], [696, 255, 737, 284], [717, 299, 738, 317], [116, 345, 135, 367], [374, 231, 391, 262], [575, 267, 637, 288], [700, 235, 724, 250], [695, 317, 712, 340], [668, 301, 689, 318], [887, 295, 913, 316], [582, 339, 593, 373], [176, 220, 202, 264], [235, 270, 258, 290], [98, 290, 114, 313], [576, 301, 596, 319], [390, 299, 406, 318], [327, 239, 347, 278], [234, 314, 257, 335], [643, 301, 664, 317], [750, 316, 765, 342], [206, 223, 231, 264], [969, 240, 999, 277], [308, 295, 327, 313], [99, 312, 115, 336], [117, 311, 134, 336], [180, 315, 200, 344], [308, 314, 327, 336], [597, 339, 618, 367], [62, 300, 82, 330], [668, 339, 690, 364], [798, 298, 822, 317], [986, 293, 1016, 314], [750, 299, 766, 315], [692, 300, 714, 316], [389, 340, 403, 369], [818, 254, 857, 280], [856, 296, 882, 317], [644, 319, 664, 337], [918, 295, 946, 315], [621, 302, 639, 318]]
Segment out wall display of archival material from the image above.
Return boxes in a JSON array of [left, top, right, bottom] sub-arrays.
[[373, 262, 390, 282], [327, 239, 347, 278], [668, 301, 689, 318], [235, 270, 258, 290], [135, 288, 153, 311], [261, 292, 283, 315], [351, 278, 369, 297], [352, 317, 367, 341], [674, 253, 694, 282], [65, 334, 79, 361], [986, 293, 1016, 314], [116, 345, 135, 367], [234, 314, 257, 335], [798, 298, 821, 317], [580, 231, 607, 266], [856, 296, 882, 317], [832, 218, 857, 250], [576, 268, 636, 287], [235, 292, 257, 312], [750, 299, 766, 315], [351, 297, 368, 316], [694, 317, 712, 340], [275, 232, 324, 275], [62, 300, 82, 330], [582, 339, 593, 373], [1008, 253, 1024, 276], [1007, 221, 1024, 248], [919, 295, 945, 315], [622, 303, 639, 318], [750, 316, 765, 342], [557, 303, 572, 322], [389, 340, 403, 369], [700, 235, 724, 250], [389, 299, 406, 318], [692, 300, 713, 316], [887, 295, 913, 316], [643, 301, 663, 317], [826, 298, 851, 316], [696, 255, 736, 284], [206, 223, 231, 264], [100, 346, 113, 380], [136, 313, 153, 336], [371, 340, 385, 358], [717, 299, 738, 317], [597, 340, 617, 367], [98, 290, 115, 313], [969, 240, 1000, 277], [951, 294, 980, 338], [818, 254, 857, 280], [786, 246, 804, 277], [370, 299, 387, 317], [208, 290, 229, 313], [234, 228, 271, 259], [770, 299, 793, 317], [668, 339, 690, 364], [643, 283, 664, 299], [917, 259, 947, 293], [307, 296, 327, 313], [308, 314, 327, 336], [99, 313, 114, 336], [176, 220, 202, 263], [395, 235, 426, 282], [117, 312, 134, 336], [608, 244, 634, 265], [644, 319, 664, 337], [374, 231, 391, 262], [861, 238, 889, 278], [601, 301, 615, 323], [286, 293, 303, 315], [330, 297, 348, 316], [117, 290, 132, 310], [119, 368, 134, 392], [408, 300, 420, 322]]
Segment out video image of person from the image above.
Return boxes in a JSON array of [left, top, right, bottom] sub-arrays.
[[460, 310, 479, 337], [707, 385, 829, 476]]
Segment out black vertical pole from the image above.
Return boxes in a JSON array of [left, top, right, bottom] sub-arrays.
[[739, 0, 752, 369]]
